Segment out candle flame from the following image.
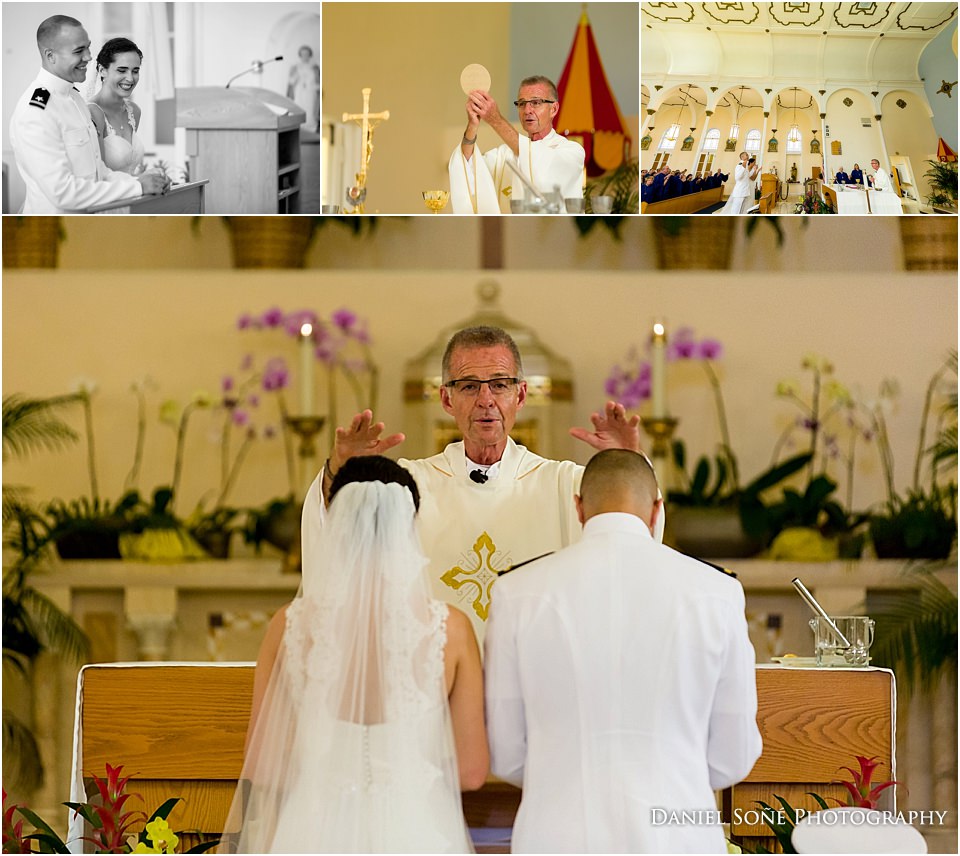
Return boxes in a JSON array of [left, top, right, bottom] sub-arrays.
[[653, 322, 665, 336], [300, 322, 313, 337]]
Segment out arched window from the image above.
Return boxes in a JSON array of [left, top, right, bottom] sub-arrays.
[[702, 129, 721, 151], [745, 129, 762, 153], [658, 125, 680, 150], [787, 127, 802, 154]]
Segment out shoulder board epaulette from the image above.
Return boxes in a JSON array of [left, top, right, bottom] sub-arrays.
[[499, 552, 554, 576], [694, 557, 737, 578], [29, 88, 50, 110]]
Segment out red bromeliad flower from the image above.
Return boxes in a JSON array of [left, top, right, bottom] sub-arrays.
[[71, 764, 147, 852], [833, 755, 899, 809], [2, 790, 32, 854]]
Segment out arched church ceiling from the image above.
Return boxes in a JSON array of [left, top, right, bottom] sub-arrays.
[[642, 2, 956, 36]]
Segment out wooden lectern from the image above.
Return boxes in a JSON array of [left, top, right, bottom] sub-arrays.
[[177, 87, 305, 214], [73, 664, 893, 853]]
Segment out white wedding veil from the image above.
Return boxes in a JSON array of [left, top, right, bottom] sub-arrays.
[[219, 460, 472, 853]]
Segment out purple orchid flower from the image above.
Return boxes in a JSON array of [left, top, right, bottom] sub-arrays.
[[332, 308, 357, 331], [262, 357, 289, 391], [260, 307, 284, 328], [698, 338, 723, 360]]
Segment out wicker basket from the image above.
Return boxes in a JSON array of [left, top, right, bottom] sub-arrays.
[[899, 217, 958, 271], [2, 217, 62, 268], [226, 217, 317, 268], [652, 219, 735, 269]]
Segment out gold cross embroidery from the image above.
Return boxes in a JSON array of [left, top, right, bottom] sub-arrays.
[[440, 531, 511, 621]]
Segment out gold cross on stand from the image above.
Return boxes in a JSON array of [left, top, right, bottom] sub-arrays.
[[342, 87, 390, 213]]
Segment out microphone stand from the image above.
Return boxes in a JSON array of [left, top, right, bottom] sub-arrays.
[[226, 56, 284, 88]]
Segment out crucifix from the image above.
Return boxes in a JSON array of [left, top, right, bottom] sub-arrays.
[[342, 87, 390, 213]]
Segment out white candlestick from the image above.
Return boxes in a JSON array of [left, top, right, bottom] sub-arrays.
[[651, 321, 667, 418], [299, 323, 315, 416]]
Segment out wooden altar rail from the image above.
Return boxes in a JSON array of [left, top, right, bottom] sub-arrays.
[[641, 185, 723, 214], [75, 663, 891, 853]]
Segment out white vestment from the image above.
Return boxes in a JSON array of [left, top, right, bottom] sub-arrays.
[[484, 513, 762, 853], [448, 130, 584, 214], [309, 438, 664, 644], [872, 167, 892, 192]]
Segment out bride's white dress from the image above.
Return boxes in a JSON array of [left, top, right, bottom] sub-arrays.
[[269, 599, 471, 853], [221, 480, 472, 854], [715, 163, 757, 215], [90, 100, 145, 175]]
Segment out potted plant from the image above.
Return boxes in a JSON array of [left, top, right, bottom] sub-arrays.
[[867, 352, 957, 559], [573, 157, 640, 238], [1, 218, 64, 269], [921, 159, 958, 210], [193, 217, 377, 268]]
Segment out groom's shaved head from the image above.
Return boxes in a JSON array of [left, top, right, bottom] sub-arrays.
[[577, 449, 659, 523], [37, 15, 83, 50]]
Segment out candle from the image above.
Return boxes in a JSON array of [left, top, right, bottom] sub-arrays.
[[299, 322, 315, 415], [651, 321, 667, 419]]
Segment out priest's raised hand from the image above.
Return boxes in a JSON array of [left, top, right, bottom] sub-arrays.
[[569, 400, 644, 453], [322, 409, 405, 504]]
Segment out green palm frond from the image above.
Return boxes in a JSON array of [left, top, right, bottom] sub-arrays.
[[870, 565, 958, 696], [2, 393, 79, 461], [2, 709, 44, 792], [12, 585, 89, 665]]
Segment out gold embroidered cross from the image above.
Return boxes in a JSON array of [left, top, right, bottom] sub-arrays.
[[440, 531, 511, 621]]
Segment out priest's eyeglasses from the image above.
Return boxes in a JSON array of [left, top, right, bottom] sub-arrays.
[[444, 377, 519, 397], [513, 99, 556, 109]]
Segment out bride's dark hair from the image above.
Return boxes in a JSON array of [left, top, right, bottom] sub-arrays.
[[97, 37, 143, 70], [329, 455, 421, 510]]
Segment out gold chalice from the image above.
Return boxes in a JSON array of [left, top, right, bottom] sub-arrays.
[[422, 190, 449, 214]]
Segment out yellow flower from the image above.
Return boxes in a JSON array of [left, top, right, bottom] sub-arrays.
[[191, 390, 213, 407], [825, 380, 851, 405], [776, 379, 799, 397], [145, 818, 179, 853], [132, 843, 160, 854], [159, 399, 180, 426]]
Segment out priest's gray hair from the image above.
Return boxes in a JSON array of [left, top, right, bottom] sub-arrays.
[[441, 326, 524, 382], [579, 449, 659, 516], [519, 76, 558, 101], [38, 15, 83, 49]]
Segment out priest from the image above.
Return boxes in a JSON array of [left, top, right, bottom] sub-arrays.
[[869, 158, 893, 192], [448, 76, 585, 214], [306, 326, 662, 642]]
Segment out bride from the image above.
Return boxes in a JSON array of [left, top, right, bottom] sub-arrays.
[[220, 456, 488, 853], [87, 38, 146, 175], [716, 151, 760, 215]]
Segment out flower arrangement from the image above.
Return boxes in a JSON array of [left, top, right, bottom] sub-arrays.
[[606, 327, 737, 504], [3, 765, 216, 854], [752, 755, 899, 853], [794, 189, 833, 214], [237, 305, 378, 432], [867, 351, 957, 558]]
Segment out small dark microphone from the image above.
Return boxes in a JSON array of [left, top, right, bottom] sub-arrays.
[[470, 470, 488, 484]]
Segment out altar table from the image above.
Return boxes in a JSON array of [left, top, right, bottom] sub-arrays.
[[829, 184, 904, 215], [68, 663, 893, 853]]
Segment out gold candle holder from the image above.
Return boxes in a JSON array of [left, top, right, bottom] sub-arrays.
[[285, 415, 327, 489], [641, 416, 679, 460]]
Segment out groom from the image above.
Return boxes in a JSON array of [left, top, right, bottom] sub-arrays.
[[9, 14, 166, 213]]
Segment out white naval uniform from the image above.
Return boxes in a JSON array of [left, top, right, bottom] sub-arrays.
[[303, 438, 665, 645], [484, 513, 762, 853], [9, 68, 143, 214], [449, 129, 585, 214]]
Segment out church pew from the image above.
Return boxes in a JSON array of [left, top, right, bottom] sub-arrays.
[[73, 663, 893, 853], [640, 185, 723, 214]]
